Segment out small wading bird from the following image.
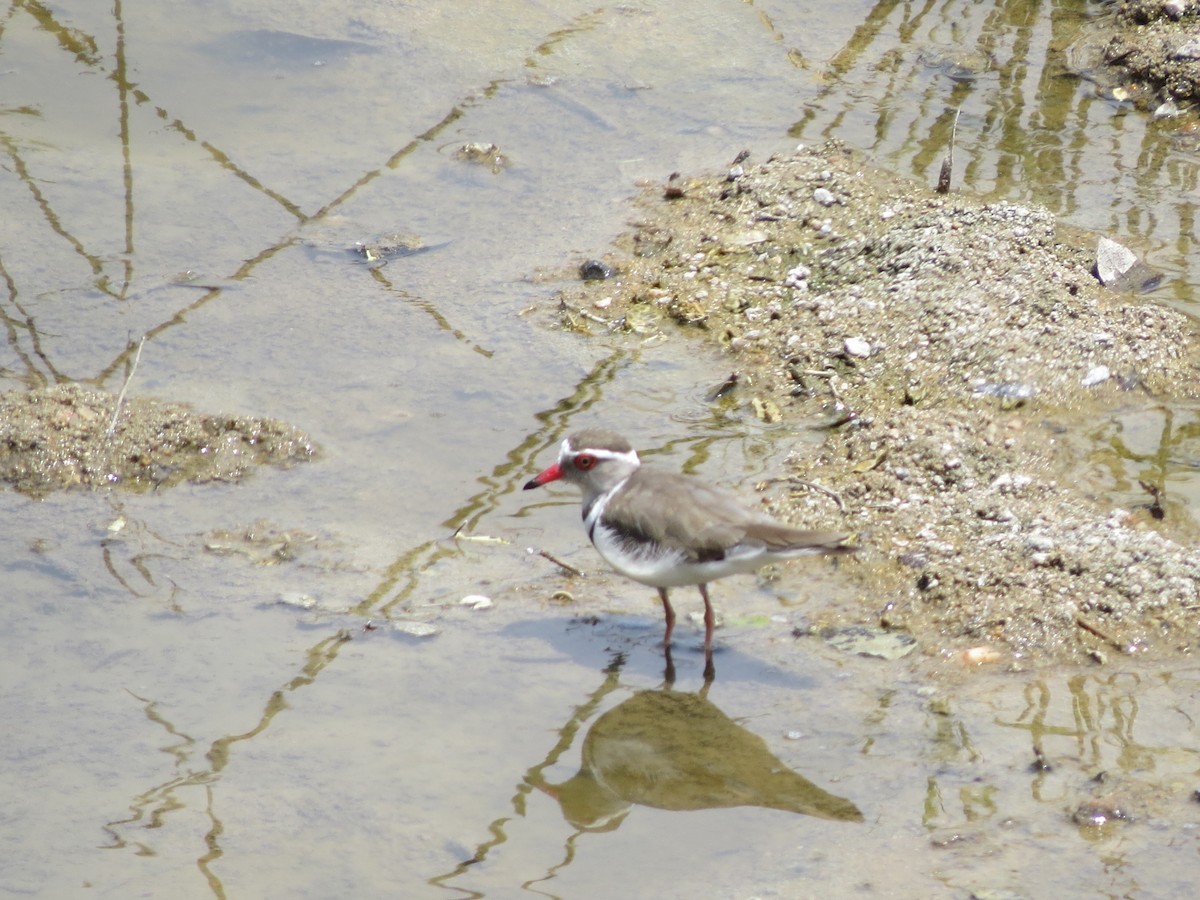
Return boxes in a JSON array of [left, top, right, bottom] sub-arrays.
[[524, 429, 853, 671]]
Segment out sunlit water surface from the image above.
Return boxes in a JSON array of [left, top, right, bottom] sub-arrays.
[[2, 1, 1199, 897]]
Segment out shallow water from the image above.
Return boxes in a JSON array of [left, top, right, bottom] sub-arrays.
[[3, 1, 1200, 897]]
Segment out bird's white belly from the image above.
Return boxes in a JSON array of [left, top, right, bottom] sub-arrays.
[[590, 522, 768, 588]]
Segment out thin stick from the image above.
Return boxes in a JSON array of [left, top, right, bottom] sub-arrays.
[[788, 478, 848, 512], [936, 108, 960, 194], [538, 549, 583, 577], [1075, 615, 1124, 651], [107, 336, 145, 437]]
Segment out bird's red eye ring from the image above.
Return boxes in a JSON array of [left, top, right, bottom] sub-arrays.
[[574, 454, 597, 471]]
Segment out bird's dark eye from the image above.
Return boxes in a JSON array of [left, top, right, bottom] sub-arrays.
[[574, 454, 596, 471]]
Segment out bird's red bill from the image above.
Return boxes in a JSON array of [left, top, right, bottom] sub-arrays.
[[524, 462, 563, 489]]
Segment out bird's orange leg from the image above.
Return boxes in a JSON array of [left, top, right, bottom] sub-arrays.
[[699, 583, 715, 649], [657, 587, 676, 646]]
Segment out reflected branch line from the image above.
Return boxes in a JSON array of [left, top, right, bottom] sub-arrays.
[[5, 2, 611, 385], [426, 654, 625, 897], [364, 349, 628, 618], [0, 131, 111, 288], [113, 0, 134, 299], [0, 253, 61, 388], [102, 631, 352, 882]]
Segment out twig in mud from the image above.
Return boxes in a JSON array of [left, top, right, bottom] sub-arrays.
[[536, 549, 583, 577], [787, 478, 848, 513], [936, 108, 960, 194], [558, 298, 611, 326], [1138, 479, 1166, 520], [757, 477, 848, 514], [107, 336, 145, 438], [1075, 615, 1125, 651]]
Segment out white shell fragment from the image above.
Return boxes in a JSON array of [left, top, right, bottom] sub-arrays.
[[813, 187, 837, 207], [460, 594, 494, 610], [1154, 99, 1180, 119], [784, 264, 811, 288], [1173, 36, 1200, 59], [731, 229, 769, 246], [1081, 365, 1110, 387], [844, 336, 872, 358], [393, 621, 440, 638], [1095, 238, 1137, 286], [277, 593, 317, 610]]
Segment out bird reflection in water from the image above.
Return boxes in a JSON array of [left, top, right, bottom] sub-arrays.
[[536, 679, 863, 831], [428, 653, 861, 895]]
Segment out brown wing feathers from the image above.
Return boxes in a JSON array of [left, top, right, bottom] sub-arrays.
[[604, 468, 850, 561]]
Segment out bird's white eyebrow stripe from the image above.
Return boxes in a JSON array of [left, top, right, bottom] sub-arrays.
[[562, 445, 639, 465]]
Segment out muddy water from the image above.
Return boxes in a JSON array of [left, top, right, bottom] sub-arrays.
[[3, 1, 1199, 897]]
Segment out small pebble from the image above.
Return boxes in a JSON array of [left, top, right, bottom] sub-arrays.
[[460, 594, 493, 610], [813, 187, 837, 206], [579, 259, 615, 281], [1081, 365, 1110, 387]]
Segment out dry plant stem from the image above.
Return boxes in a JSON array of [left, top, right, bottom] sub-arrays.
[[107, 336, 146, 438], [539, 549, 583, 577]]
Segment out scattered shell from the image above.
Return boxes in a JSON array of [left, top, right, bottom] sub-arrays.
[[991, 472, 1033, 492], [393, 621, 440, 638], [752, 396, 782, 423], [731, 229, 769, 246], [961, 646, 1003, 665], [1154, 99, 1181, 119], [1095, 237, 1138, 286], [277, 593, 317, 610], [1072, 795, 1132, 827], [821, 626, 918, 659], [1173, 37, 1200, 59], [1026, 532, 1055, 553], [813, 187, 837, 206], [460, 594, 493, 610], [784, 264, 811, 287], [1081, 365, 1110, 387], [353, 233, 435, 263], [844, 336, 872, 358], [454, 142, 508, 171], [106, 516, 126, 535], [453, 532, 510, 545], [973, 382, 1036, 400], [622, 305, 661, 334]]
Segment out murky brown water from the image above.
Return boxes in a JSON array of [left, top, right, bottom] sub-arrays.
[[3, 1, 1200, 897]]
